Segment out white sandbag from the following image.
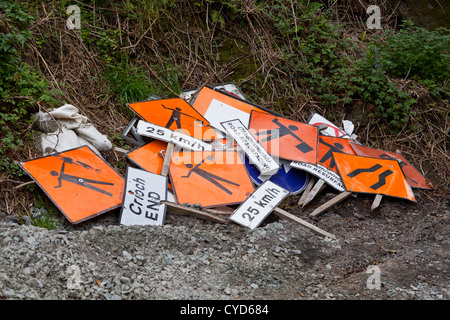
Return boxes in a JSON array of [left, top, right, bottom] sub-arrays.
[[38, 127, 81, 155], [74, 123, 112, 152], [34, 104, 112, 155]]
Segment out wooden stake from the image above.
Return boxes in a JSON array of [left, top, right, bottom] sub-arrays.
[[161, 201, 229, 224], [273, 207, 337, 240], [160, 142, 174, 177], [302, 179, 326, 207], [310, 191, 353, 217], [298, 175, 316, 206], [371, 194, 383, 211]]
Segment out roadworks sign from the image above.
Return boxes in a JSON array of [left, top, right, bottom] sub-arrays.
[[19, 146, 125, 224]]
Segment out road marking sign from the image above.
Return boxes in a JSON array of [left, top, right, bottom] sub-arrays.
[[19, 146, 125, 224], [128, 98, 215, 140], [249, 110, 319, 164], [230, 180, 289, 229], [350, 142, 432, 190], [221, 119, 280, 176], [119, 166, 167, 226], [191, 86, 271, 130], [243, 156, 309, 195], [333, 152, 416, 201], [169, 151, 255, 208]]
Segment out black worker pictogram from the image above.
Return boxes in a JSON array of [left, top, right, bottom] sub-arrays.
[[181, 156, 239, 195], [50, 162, 114, 196], [255, 118, 314, 154], [319, 137, 345, 168], [162, 104, 202, 130]]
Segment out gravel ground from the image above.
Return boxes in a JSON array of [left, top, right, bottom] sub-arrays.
[[0, 191, 449, 302]]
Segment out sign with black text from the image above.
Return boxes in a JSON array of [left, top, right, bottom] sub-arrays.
[[119, 167, 168, 226], [230, 180, 289, 229], [221, 119, 279, 176], [290, 161, 346, 191], [136, 120, 173, 142]]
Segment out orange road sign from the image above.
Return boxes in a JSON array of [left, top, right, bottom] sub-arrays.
[[191, 86, 271, 130], [125, 139, 167, 175], [350, 142, 432, 190], [318, 136, 357, 173], [125, 140, 172, 189], [332, 152, 416, 201], [19, 146, 125, 224], [128, 98, 216, 140], [249, 110, 319, 164], [169, 151, 255, 208]]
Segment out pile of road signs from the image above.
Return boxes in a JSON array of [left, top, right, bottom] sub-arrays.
[[19, 83, 431, 237]]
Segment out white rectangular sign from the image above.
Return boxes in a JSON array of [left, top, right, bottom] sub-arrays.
[[136, 120, 173, 142], [205, 98, 252, 131], [120, 167, 168, 226], [170, 131, 213, 152], [221, 119, 279, 176], [230, 180, 289, 229], [290, 161, 346, 191]]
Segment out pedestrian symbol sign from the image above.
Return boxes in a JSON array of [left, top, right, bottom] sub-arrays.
[[318, 136, 357, 173], [249, 111, 319, 164], [333, 152, 416, 201], [350, 143, 432, 190], [169, 151, 255, 208], [19, 146, 125, 224], [128, 98, 216, 140]]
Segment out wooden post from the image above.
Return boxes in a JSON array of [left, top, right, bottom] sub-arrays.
[[161, 201, 229, 224], [302, 179, 327, 207], [273, 207, 337, 240], [371, 194, 383, 211], [310, 191, 353, 217], [160, 142, 174, 177], [298, 176, 317, 206]]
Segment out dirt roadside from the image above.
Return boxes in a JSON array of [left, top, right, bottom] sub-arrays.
[[0, 187, 448, 300]]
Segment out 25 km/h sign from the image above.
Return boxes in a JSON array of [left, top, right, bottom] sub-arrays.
[[19, 146, 125, 224], [230, 180, 289, 229]]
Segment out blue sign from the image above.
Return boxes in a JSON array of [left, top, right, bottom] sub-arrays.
[[244, 156, 309, 195]]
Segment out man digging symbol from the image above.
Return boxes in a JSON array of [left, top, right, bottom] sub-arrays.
[[255, 118, 314, 154], [181, 156, 239, 195], [50, 162, 114, 196]]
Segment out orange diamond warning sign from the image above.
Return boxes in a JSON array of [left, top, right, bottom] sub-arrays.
[[249, 110, 319, 164], [169, 151, 255, 208], [318, 136, 357, 173], [350, 142, 432, 190], [333, 152, 415, 201], [19, 146, 125, 224], [128, 98, 216, 140]]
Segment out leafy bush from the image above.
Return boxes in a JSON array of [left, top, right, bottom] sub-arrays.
[[368, 21, 449, 96], [0, 1, 60, 175]]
